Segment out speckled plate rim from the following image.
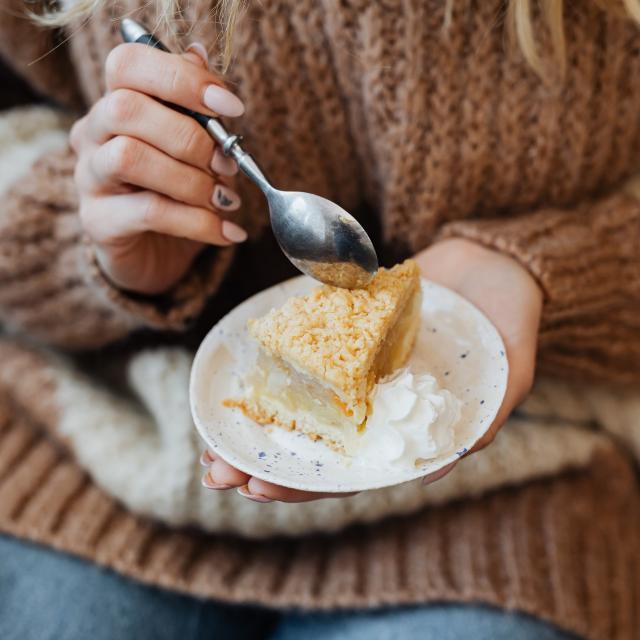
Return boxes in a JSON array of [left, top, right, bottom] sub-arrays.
[[190, 276, 508, 493]]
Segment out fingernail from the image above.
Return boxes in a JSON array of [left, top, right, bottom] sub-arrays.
[[200, 450, 214, 467], [202, 472, 232, 490], [203, 85, 245, 117], [237, 484, 273, 503], [186, 42, 209, 67], [222, 220, 248, 243], [212, 184, 241, 211], [211, 149, 238, 176]]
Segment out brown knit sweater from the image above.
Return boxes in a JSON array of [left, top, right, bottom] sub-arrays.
[[0, 1, 639, 638]]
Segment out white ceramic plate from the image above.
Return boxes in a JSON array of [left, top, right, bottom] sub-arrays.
[[190, 276, 508, 493]]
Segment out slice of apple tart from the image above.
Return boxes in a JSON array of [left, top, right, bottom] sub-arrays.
[[224, 260, 422, 452]]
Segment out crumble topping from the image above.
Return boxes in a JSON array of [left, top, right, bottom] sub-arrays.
[[247, 260, 420, 403]]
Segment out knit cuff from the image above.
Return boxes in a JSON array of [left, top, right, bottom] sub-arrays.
[[0, 143, 235, 349], [437, 191, 640, 383], [83, 238, 235, 332]]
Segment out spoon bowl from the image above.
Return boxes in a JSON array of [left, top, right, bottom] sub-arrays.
[[120, 18, 379, 289], [267, 189, 378, 289], [206, 116, 380, 289]]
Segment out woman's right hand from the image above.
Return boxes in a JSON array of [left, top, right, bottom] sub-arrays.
[[70, 42, 247, 295]]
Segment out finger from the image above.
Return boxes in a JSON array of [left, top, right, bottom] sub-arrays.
[[199, 449, 357, 501], [202, 456, 251, 489], [87, 90, 216, 172], [80, 192, 247, 246], [241, 477, 358, 503], [421, 460, 458, 485], [200, 448, 216, 466], [77, 138, 242, 213], [469, 428, 498, 454], [74, 151, 96, 195], [211, 148, 238, 176], [90, 136, 235, 210], [105, 43, 244, 118], [469, 341, 538, 455], [70, 116, 89, 153], [468, 395, 512, 454], [468, 369, 526, 455], [201, 472, 233, 490]]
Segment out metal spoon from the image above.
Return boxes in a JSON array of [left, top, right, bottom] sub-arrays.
[[120, 19, 378, 289]]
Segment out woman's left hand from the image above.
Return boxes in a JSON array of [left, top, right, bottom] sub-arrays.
[[201, 238, 543, 503], [415, 238, 543, 453]]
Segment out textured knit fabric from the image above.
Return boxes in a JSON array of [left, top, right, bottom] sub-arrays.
[[0, 141, 235, 347], [0, 2, 639, 639], [0, 339, 618, 537], [0, 386, 638, 640], [0, 536, 578, 640], [0, 0, 639, 374]]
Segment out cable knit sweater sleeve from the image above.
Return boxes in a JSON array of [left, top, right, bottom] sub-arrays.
[[0, 130, 235, 349], [0, 7, 236, 350], [438, 187, 640, 384]]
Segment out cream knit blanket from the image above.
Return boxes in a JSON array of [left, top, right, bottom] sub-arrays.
[[53, 347, 634, 538], [2, 106, 638, 539]]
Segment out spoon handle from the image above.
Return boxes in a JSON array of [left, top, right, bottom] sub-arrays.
[[120, 19, 272, 194], [204, 120, 272, 194]]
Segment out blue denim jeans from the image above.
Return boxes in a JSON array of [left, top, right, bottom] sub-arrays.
[[0, 535, 578, 640]]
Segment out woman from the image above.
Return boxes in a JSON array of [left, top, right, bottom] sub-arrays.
[[0, 0, 638, 638]]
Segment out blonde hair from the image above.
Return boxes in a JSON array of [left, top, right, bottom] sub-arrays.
[[35, 0, 245, 70], [35, 0, 640, 77]]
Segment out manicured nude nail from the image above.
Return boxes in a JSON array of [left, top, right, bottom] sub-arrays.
[[221, 220, 248, 243], [203, 84, 245, 117], [186, 42, 209, 67], [211, 149, 238, 176], [212, 184, 241, 211], [202, 472, 232, 490], [237, 485, 273, 503], [200, 450, 214, 467]]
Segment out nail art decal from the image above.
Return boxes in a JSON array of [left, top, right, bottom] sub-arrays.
[[217, 189, 234, 208], [211, 149, 238, 176], [213, 185, 241, 211]]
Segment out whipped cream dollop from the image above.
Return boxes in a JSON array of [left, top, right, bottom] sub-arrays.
[[352, 368, 461, 468]]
